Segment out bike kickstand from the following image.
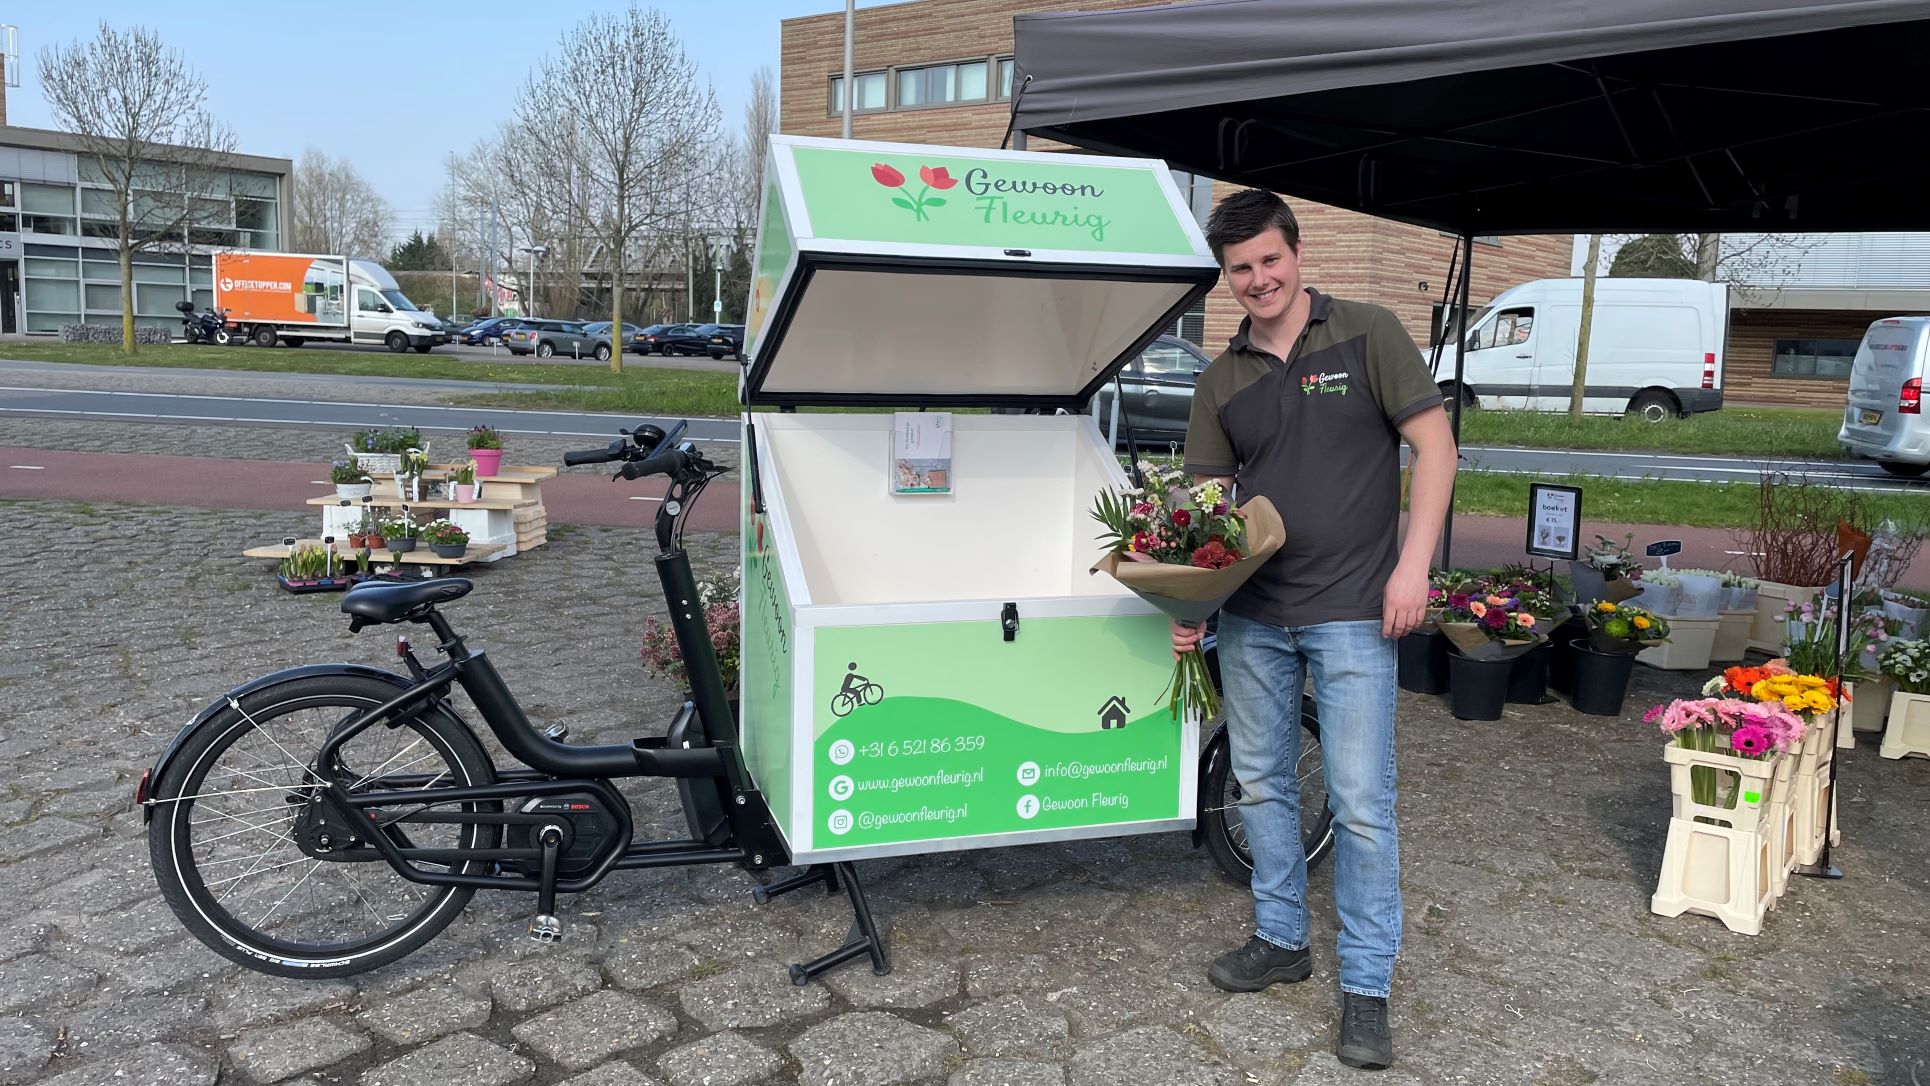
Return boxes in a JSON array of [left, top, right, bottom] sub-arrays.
[[528, 825, 564, 944], [782, 862, 890, 986]]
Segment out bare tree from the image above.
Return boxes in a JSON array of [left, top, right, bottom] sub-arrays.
[[291, 148, 392, 257], [737, 65, 777, 230], [509, 6, 721, 371], [37, 23, 238, 353]]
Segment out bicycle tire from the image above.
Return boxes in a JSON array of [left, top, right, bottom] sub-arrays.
[[859, 682, 883, 706], [831, 691, 857, 718], [148, 674, 497, 978], [1201, 693, 1334, 883]]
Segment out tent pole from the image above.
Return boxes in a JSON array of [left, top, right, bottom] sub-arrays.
[[1439, 232, 1473, 570]]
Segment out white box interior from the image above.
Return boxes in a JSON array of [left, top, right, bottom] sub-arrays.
[[759, 413, 1136, 606]]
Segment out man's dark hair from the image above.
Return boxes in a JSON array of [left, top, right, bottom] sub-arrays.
[[1205, 189, 1300, 265]]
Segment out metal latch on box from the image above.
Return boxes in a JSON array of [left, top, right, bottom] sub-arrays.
[[1001, 602, 1019, 642]]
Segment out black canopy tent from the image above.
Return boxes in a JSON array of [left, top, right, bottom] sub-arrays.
[[1011, 0, 1930, 564]]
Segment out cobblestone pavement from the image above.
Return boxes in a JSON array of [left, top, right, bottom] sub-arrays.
[[1, 498, 1927, 1086]]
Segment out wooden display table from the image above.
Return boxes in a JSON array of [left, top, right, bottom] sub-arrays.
[[243, 463, 552, 576]]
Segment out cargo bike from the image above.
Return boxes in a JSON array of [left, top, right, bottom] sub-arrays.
[[137, 138, 1331, 984]]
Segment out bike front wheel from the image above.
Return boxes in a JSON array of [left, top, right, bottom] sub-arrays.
[[148, 674, 498, 978], [1200, 693, 1334, 882]]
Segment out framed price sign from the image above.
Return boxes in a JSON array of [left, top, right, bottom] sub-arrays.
[[1525, 483, 1582, 561]]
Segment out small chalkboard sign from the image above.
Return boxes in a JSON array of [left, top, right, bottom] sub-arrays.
[[1646, 541, 1683, 558], [1525, 484, 1582, 561]]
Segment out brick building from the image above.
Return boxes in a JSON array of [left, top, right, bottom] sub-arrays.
[[779, 0, 1573, 360]]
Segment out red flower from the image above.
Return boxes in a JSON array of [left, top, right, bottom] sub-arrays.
[[919, 165, 958, 190], [1482, 609, 1508, 630], [871, 163, 905, 187], [1191, 540, 1233, 569], [1213, 502, 1229, 516], [1171, 509, 1192, 527], [1131, 530, 1157, 553]]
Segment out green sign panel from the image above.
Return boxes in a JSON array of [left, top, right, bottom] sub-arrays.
[[809, 614, 1183, 849], [791, 146, 1197, 256]]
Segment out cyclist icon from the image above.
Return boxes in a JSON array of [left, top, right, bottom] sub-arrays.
[[830, 662, 884, 718]]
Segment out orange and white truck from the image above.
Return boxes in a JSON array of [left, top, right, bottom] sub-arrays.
[[212, 252, 449, 353]]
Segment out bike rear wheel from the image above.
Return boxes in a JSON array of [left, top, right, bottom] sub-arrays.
[[1201, 693, 1334, 882], [148, 675, 497, 977]]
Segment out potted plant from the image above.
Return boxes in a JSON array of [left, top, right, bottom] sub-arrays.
[[1568, 602, 1668, 716], [421, 518, 470, 559], [1878, 639, 1930, 760], [1633, 568, 1682, 616], [1882, 589, 1929, 640], [346, 426, 427, 475], [466, 425, 505, 478], [640, 570, 742, 703], [330, 459, 372, 501], [347, 509, 384, 550], [380, 515, 417, 553], [1437, 590, 1544, 720], [397, 449, 430, 502], [278, 543, 352, 593], [452, 461, 479, 503]]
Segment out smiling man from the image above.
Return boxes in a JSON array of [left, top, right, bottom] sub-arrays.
[[1173, 189, 1457, 1071]]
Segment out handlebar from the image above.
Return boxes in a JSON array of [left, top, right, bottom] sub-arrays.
[[618, 448, 689, 481], [563, 439, 626, 466]]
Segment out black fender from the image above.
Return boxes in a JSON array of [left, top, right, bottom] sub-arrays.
[[1192, 720, 1231, 849], [140, 663, 437, 823]]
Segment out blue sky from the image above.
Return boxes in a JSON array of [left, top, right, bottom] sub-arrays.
[[5, 1, 885, 238]]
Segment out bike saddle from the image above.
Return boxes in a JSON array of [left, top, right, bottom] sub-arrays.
[[341, 578, 473, 625]]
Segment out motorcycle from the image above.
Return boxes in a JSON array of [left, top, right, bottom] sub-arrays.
[[175, 300, 236, 345]]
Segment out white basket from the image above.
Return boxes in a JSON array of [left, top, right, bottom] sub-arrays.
[[345, 443, 428, 476]]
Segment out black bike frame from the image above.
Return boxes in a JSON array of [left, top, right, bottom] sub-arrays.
[[304, 463, 789, 891]]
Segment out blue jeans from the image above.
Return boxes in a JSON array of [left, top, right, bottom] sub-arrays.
[[1218, 611, 1401, 998]]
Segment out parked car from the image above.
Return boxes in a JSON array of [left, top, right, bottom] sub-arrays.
[[1838, 315, 1930, 477], [645, 323, 713, 356], [632, 323, 683, 354], [583, 321, 646, 346], [1088, 335, 1216, 447], [706, 324, 746, 360], [459, 316, 527, 346], [504, 319, 614, 360]]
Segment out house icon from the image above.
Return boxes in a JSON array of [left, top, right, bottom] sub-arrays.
[[1097, 695, 1130, 730]]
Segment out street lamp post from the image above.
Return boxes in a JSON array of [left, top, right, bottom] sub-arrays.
[[518, 245, 547, 318]]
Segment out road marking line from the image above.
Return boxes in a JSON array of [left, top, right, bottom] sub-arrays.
[[8, 464, 45, 470], [627, 496, 663, 502]]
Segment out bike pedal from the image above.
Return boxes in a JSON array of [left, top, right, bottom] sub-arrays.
[[527, 914, 563, 943]]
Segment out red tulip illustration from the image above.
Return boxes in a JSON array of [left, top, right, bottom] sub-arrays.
[[871, 161, 952, 222]]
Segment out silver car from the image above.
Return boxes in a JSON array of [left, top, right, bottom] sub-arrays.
[[1838, 316, 1930, 478]]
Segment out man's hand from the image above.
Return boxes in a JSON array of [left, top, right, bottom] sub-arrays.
[[1383, 563, 1430, 639], [1171, 619, 1206, 660]]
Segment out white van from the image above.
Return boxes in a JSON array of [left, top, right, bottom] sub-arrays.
[[1431, 277, 1728, 421], [1837, 316, 1930, 477]]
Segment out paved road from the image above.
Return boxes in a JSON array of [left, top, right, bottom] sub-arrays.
[[5, 381, 1926, 490], [0, 383, 739, 446]]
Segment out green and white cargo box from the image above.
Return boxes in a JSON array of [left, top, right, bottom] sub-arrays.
[[740, 135, 1220, 864]]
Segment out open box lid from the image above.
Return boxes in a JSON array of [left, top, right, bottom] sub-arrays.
[[742, 135, 1221, 408]]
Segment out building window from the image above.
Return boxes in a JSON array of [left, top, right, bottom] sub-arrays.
[[1772, 338, 1859, 380], [0, 180, 15, 208], [998, 58, 1015, 100], [1437, 230, 1503, 248], [828, 71, 888, 114], [896, 61, 989, 108]]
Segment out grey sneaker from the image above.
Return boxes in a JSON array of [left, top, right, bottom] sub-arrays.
[[1336, 993, 1393, 1069], [1206, 935, 1311, 992]]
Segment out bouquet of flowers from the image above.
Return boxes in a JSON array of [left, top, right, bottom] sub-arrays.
[[1701, 662, 1846, 720], [1437, 590, 1543, 659], [1584, 600, 1669, 654], [1878, 638, 1930, 694], [1090, 463, 1286, 721], [1646, 695, 1807, 818]]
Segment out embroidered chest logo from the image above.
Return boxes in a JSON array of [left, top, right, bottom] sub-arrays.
[[1300, 371, 1350, 396]]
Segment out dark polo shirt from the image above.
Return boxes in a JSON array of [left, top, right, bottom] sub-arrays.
[[1182, 288, 1441, 628]]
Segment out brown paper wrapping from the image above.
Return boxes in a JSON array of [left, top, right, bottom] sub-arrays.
[[1441, 622, 1544, 660], [1604, 576, 1642, 603], [1090, 496, 1287, 625]]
